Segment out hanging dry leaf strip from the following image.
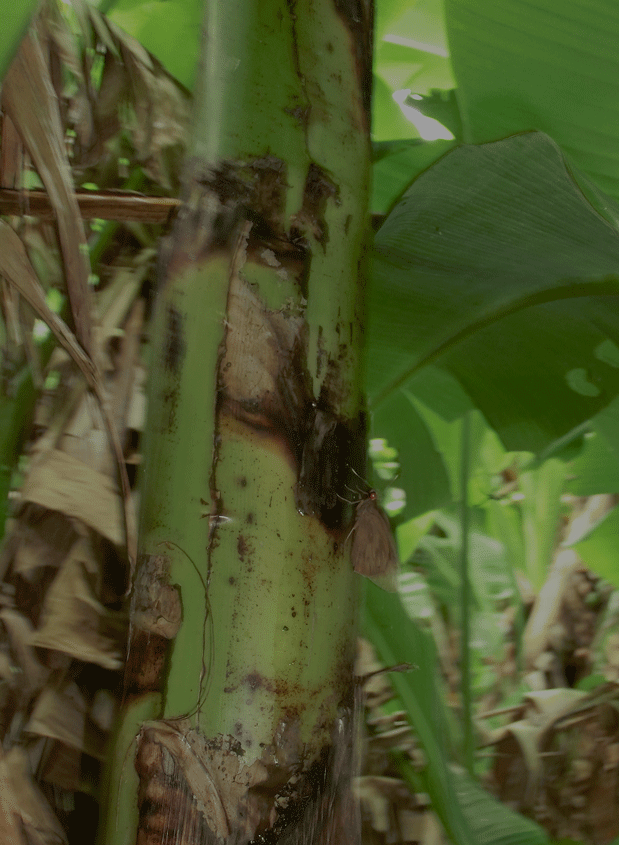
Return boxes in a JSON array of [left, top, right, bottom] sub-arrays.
[[0, 221, 137, 568], [3, 32, 93, 357]]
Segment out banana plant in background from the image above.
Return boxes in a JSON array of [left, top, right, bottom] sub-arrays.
[[366, 9, 619, 829]]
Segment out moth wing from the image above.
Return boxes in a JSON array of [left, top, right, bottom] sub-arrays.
[[351, 500, 398, 592]]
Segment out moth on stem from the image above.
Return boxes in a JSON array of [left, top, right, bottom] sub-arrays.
[[348, 486, 399, 592]]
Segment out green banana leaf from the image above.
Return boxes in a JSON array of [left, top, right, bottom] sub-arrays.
[[369, 132, 619, 469], [0, 0, 39, 79], [446, 0, 619, 201], [96, 0, 202, 89]]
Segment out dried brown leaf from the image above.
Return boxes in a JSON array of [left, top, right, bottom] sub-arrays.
[[8, 220, 136, 562], [26, 677, 106, 760], [38, 741, 83, 793], [355, 777, 432, 842], [21, 449, 123, 545], [2, 32, 93, 357], [43, 3, 93, 151], [0, 746, 68, 845], [0, 113, 23, 188], [45, 8, 85, 85], [83, 50, 125, 160], [29, 537, 125, 670], [0, 758, 23, 845], [0, 221, 97, 385], [96, 262, 147, 350], [0, 608, 51, 703], [0, 651, 14, 682], [26, 679, 87, 750], [0, 221, 136, 564], [90, 688, 115, 734], [108, 297, 144, 437], [80, 4, 190, 189], [126, 363, 147, 432], [82, 1, 119, 59], [8, 506, 78, 578], [399, 809, 444, 845]]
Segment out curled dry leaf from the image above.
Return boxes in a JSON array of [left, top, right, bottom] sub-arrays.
[[29, 536, 126, 671], [0, 607, 50, 705], [0, 111, 23, 188], [354, 639, 435, 843], [1, 26, 138, 567], [26, 677, 106, 760], [0, 746, 68, 845], [21, 449, 123, 546], [38, 742, 84, 794], [0, 220, 137, 567], [490, 683, 619, 843], [26, 680, 86, 749], [6, 506, 78, 579]]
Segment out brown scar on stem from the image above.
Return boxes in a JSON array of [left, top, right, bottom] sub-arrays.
[[237, 535, 248, 561], [135, 716, 355, 842], [198, 159, 363, 532], [125, 554, 182, 698], [163, 304, 185, 374], [290, 163, 339, 249], [333, 0, 374, 118]]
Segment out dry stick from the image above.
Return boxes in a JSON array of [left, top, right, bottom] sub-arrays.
[[0, 188, 181, 224], [0, 190, 385, 229]]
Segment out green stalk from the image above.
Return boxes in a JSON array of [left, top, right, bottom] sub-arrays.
[[100, 1, 372, 842]]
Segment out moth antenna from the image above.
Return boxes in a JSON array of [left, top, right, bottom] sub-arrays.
[[344, 482, 365, 499], [350, 465, 371, 488]]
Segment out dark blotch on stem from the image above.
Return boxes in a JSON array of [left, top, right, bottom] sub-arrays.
[[163, 305, 185, 374]]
